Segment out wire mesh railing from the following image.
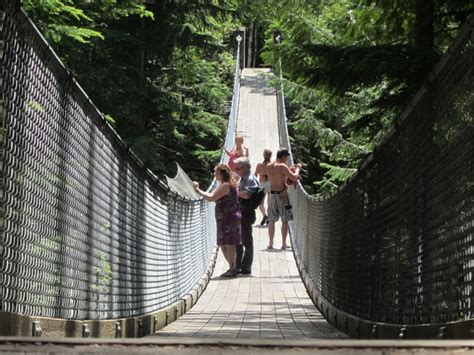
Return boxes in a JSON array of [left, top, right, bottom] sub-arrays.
[[277, 16, 474, 335], [0, 1, 239, 323]]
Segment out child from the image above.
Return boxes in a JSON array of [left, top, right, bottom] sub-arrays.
[[223, 135, 249, 172]]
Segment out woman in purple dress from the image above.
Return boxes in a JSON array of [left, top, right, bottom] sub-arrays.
[[193, 164, 242, 277]]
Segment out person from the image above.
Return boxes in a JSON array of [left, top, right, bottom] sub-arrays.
[[234, 157, 259, 275], [266, 148, 302, 250], [193, 164, 241, 277], [254, 148, 272, 226], [223, 135, 249, 173]]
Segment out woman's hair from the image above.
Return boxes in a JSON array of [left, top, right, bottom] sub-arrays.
[[215, 164, 237, 187], [263, 148, 272, 163], [235, 135, 244, 143]]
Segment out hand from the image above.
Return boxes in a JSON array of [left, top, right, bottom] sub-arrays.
[[192, 181, 199, 190], [296, 163, 303, 169]]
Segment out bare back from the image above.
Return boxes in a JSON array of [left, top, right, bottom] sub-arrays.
[[255, 162, 268, 183], [266, 161, 288, 192]]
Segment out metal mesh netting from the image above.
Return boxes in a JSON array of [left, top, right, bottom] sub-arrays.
[[166, 164, 200, 199], [278, 19, 474, 325], [0, 2, 242, 320]]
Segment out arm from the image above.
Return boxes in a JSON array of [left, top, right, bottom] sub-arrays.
[[283, 163, 302, 182], [238, 176, 259, 199], [194, 182, 230, 202], [222, 146, 232, 156], [254, 162, 262, 177], [238, 189, 251, 199]]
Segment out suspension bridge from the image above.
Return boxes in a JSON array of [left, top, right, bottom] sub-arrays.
[[155, 68, 347, 339], [0, 1, 473, 353]]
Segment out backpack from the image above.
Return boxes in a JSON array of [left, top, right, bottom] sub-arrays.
[[249, 186, 266, 209]]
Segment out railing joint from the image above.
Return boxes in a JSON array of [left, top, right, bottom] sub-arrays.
[[372, 325, 378, 339], [115, 321, 122, 338], [437, 326, 447, 339], [82, 323, 90, 338], [399, 327, 406, 339], [31, 321, 42, 337]]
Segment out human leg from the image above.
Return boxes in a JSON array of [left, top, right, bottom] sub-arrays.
[[280, 198, 293, 249], [240, 210, 255, 272], [221, 245, 237, 277], [267, 194, 280, 249], [258, 202, 267, 225], [220, 245, 231, 268], [267, 221, 275, 249], [281, 222, 289, 249], [226, 245, 237, 271], [235, 244, 243, 271], [258, 194, 267, 225]]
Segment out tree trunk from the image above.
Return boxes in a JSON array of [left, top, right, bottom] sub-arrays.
[[415, 0, 434, 48], [138, 17, 147, 131], [247, 21, 254, 68], [252, 23, 257, 67]]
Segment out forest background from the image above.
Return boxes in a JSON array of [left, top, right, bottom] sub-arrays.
[[22, 0, 472, 194]]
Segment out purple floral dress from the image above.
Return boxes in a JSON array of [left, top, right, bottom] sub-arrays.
[[215, 185, 241, 245]]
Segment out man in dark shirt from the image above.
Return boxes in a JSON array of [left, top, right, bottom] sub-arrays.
[[234, 157, 259, 274]]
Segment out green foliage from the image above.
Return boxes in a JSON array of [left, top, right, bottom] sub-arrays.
[[26, 100, 45, 112], [49, 25, 103, 43], [95, 250, 113, 293], [22, 0, 153, 43], [104, 114, 116, 125], [314, 163, 357, 197], [22, 0, 471, 195], [241, 0, 470, 195], [23, 0, 239, 186]]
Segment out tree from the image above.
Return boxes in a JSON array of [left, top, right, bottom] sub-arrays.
[[22, 0, 241, 184], [415, 0, 435, 48], [238, 0, 472, 194]]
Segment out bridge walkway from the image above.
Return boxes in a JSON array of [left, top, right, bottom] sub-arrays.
[[154, 68, 347, 339]]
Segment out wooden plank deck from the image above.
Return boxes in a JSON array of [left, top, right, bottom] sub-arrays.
[[154, 68, 347, 339]]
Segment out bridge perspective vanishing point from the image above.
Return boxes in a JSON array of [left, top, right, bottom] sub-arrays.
[[0, 0, 473, 348]]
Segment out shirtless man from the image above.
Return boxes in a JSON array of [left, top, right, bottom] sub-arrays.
[[266, 148, 302, 250]]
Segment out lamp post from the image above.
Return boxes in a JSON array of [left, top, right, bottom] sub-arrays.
[[236, 34, 243, 69], [232, 28, 246, 69]]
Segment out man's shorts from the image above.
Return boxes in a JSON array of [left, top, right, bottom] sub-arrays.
[[268, 193, 293, 223]]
